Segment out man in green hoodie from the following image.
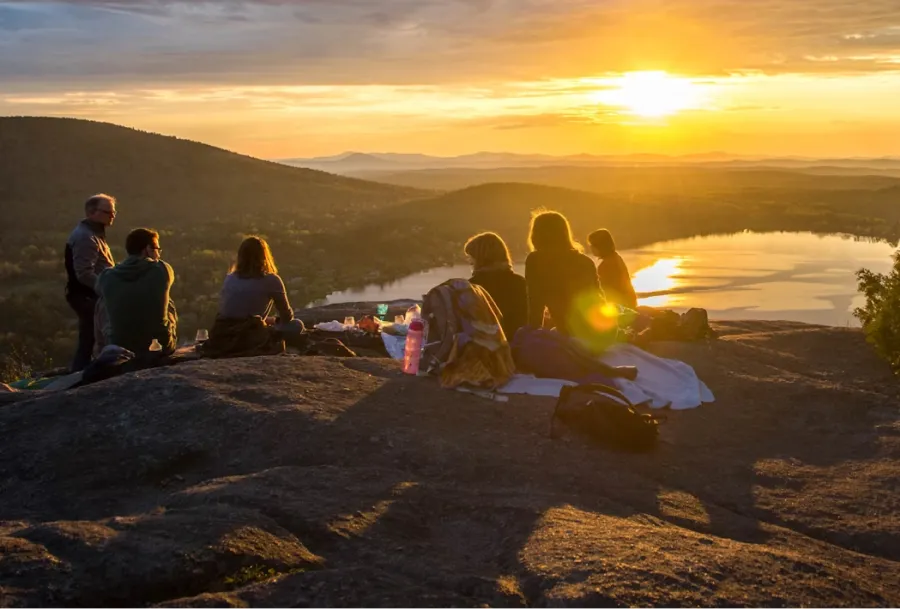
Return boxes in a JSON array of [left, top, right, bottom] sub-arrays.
[[97, 228, 178, 356]]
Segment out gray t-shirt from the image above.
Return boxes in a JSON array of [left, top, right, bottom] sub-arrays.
[[218, 273, 294, 322]]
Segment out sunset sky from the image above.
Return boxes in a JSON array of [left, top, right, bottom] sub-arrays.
[[3, 0, 900, 158]]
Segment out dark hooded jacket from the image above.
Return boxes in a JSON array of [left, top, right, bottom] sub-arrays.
[[97, 256, 177, 355], [470, 265, 527, 340]]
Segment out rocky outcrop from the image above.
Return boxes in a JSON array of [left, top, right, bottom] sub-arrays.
[[1, 321, 899, 606]]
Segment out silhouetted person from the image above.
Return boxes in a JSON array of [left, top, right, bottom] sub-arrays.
[[465, 232, 527, 340], [97, 228, 177, 356], [65, 194, 117, 372], [589, 228, 638, 309], [217, 236, 302, 333], [525, 211, 602, 334]]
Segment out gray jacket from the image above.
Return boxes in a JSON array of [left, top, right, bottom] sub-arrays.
[[65, 220, 115, 297]]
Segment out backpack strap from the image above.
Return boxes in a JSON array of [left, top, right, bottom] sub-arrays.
[[550, 384, 589, 438], [470, 284, 504, 330], [573, 383, 668, 423], [422, 283, 460, 373], [564, 382, 634, 406], [549, 382, 667, 439]]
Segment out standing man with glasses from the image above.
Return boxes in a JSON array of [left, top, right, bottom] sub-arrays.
[[65, 194, 117, 372]]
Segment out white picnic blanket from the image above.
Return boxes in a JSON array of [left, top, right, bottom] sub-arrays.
[[599, 343, 715, 410], [497, 343, 714, 410], [385, 333, 714, 410], [497, 375, 576, 397]]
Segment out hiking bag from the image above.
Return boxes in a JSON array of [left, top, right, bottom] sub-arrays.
[[420, 278, 516, 388], [421, 279, 468, 372], [550, 383, 664, 452]]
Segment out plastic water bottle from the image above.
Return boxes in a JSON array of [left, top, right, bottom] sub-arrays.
[[404, 304, 421, 325], [402, 318, 425, 375]]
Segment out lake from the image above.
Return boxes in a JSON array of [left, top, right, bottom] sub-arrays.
[[321, 231, 897, 327]]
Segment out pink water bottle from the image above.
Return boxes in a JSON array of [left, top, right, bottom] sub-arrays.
[[402, 318, 425, 375]]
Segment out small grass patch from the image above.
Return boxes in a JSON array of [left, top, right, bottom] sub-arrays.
[[222, 564, 307, 590]]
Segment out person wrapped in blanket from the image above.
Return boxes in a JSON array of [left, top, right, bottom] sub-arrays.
[[524, 211, 635, 354], [202, 236, 305, 358]]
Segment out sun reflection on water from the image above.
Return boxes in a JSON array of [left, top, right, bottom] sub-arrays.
[[631, 257, 684, 307]]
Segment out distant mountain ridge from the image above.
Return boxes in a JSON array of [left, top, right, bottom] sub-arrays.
[[343, 165, 900, 194], [278, 150, 900, 175]]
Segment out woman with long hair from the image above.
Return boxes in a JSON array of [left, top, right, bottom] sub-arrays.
[[525, 210, 602, 335], [203, 236, 303, 357], [588, 228, 637, 309], [464, 231, 527, 339], [217, 236, 299, 328]]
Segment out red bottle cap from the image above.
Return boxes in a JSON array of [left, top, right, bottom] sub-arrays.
[[409, 319, 425, 332]]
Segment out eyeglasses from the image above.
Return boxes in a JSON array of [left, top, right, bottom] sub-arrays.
[[98, 209, 116, 217]]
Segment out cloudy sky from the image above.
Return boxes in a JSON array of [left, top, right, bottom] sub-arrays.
[[3, 0, 900, 157]]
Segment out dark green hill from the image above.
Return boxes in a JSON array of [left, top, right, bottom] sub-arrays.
[[0, 117, 424, 230], [340, 182, 900, 265]]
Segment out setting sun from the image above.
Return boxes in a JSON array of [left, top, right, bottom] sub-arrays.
[[593, 71, 707, 118]]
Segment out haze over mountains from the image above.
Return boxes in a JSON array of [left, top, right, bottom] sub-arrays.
[[279, 150, 900, 176], [331, 165, 900, 195]]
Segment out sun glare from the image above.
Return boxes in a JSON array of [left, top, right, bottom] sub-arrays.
[[593, 71, 706, 118], [632, 257, 683, 296]]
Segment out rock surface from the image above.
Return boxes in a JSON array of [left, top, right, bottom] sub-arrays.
[[1, 320, 899, 607]]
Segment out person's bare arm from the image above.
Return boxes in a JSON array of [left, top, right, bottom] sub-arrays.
[[269, 275, 294, 322], [525, 256, 546, 328]]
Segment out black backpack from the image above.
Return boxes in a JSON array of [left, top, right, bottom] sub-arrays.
[[550, 383, 664, 452]]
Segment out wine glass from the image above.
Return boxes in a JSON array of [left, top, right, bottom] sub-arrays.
[[343, 316, 355, 328], [195, 329, 209, 343]]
